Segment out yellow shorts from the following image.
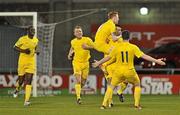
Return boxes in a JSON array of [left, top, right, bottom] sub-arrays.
[[18, 62, 35, 76], [72, 61, 89, 79], [94, 42, 110, 54], [111, 68, 140, 86]]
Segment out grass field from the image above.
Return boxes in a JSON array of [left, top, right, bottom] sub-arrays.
[[0, 95, 180, 115]]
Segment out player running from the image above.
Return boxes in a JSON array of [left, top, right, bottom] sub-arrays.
[[13, 26, 39, 106], [68, 26, 94, 104]]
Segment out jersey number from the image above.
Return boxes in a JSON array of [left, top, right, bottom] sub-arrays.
[[121, 51, 128, 63]]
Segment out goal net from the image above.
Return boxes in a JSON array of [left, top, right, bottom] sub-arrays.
[[0, 12, 55, 97]]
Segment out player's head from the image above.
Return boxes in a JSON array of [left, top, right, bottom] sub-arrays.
[[122, 30, 130, 40], [74, 25, 83, 38], [108, 11, 119, 24], [27, 26, 35, 38], [115, 24, 122, 36]]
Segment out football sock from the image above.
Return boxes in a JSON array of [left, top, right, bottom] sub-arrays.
[[102, 86, 113, 107], [25, 85, 32, 102], [134, 86, 141, 106], [75, 84, 81, 99]]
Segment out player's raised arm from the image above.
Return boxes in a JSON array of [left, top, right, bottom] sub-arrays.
[[67, 47, 74, 60], [141, 54, 166, 66]]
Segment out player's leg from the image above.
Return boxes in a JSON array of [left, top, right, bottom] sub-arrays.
[[117, 81, 128, 102], [24, 73, 33, 106], [94, 42, 111, 54], [73, 61, 82, 104], [126, 70, 142, 110], [81, 62, 89, 88], [13, 64, 25, 98], [101, 72, 120, 109], [133, 74, 141, 110], [13, 75, 25, 98]]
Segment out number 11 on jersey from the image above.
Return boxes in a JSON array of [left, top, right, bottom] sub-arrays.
[[121, 51, 128, 63]]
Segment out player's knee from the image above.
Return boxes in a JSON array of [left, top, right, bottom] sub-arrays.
[[24, 73, 33, 85]]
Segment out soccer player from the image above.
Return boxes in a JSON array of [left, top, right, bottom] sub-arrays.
[[92, 30, 166, 110], [68, 26, 94, 104], [13, 26, 39, 106], [94, 11, 120, 54], [101, 24, 127, 106]]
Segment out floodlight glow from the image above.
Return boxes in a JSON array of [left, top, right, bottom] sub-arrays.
[[140, 7, 148, 15]]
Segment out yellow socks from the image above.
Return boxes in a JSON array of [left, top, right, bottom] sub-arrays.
[[25, 85, 32, 102], [75, 84, 81, 99], [117, 82, 127, 95], [134, 86, 141, 106], [102, 86, 113, 107]]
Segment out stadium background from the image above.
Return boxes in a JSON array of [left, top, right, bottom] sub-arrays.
[[0, 0, 180, 115]]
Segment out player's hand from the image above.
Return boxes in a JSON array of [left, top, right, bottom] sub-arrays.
[[82, 43, 89, 50], [24, 49, 30, 54], [92, 60, 100, 68], [99, 64, 108, 75], [35, 51, 40, 55], [156, 58, 166, 65], [68, 54, 72, 60]]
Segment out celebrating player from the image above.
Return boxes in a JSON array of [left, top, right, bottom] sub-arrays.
[[92, 30, 166, 110], [68, 26, 94, 104], [94, 11, 120, 54], [13, 26, 39, 106], [101, 24, 128, 107]]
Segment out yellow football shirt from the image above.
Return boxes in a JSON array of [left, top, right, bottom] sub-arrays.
[[109, 42, 144, 69], [108, 36, 123, 46], [95, 19, 116, 44], [71, 37, 93, 63], [15, 35, 38, 63]]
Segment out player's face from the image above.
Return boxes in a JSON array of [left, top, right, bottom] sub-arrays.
[[74, 28, 83, 38], [115, 26, 122, 36], [113, 14, 119, 24], [28, 27, 35, 38]]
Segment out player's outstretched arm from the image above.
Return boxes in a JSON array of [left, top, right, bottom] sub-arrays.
[[14, 46, 30, 54], [68, 47, 74, 60], [92, 56, 111, 68], [82, 43, 94, 50], [141, 54, 166, 66]]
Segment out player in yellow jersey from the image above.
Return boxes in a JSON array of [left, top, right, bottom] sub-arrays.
[[94, 11, 120, 54], [68, 26, 94, 104], [92, 30, 166, 110], [101, 24, 127, 107], [13, 26, 39, 106]]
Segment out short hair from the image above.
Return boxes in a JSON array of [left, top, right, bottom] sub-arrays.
[[108, 11, 119, 19], [74, 25, 82, 31], [27, 26, 34, 31], [122, 30, 130, 40]]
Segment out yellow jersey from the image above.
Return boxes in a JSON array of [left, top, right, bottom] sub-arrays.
[[95, 19, 116, 44], [71, 37, 93, 63], [109, 42, 144, 69], [108, 36, 123, 47], [15, 35, 38, 63]]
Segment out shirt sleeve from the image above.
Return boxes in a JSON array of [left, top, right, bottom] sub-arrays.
[[134, 45, 144, 58], [14, 37, 23, 47], [86, 37, 94, 48], [70, 40, 74, 48]]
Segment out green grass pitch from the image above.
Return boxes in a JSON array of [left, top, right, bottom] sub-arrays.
[[0, 95, 180, 115]]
